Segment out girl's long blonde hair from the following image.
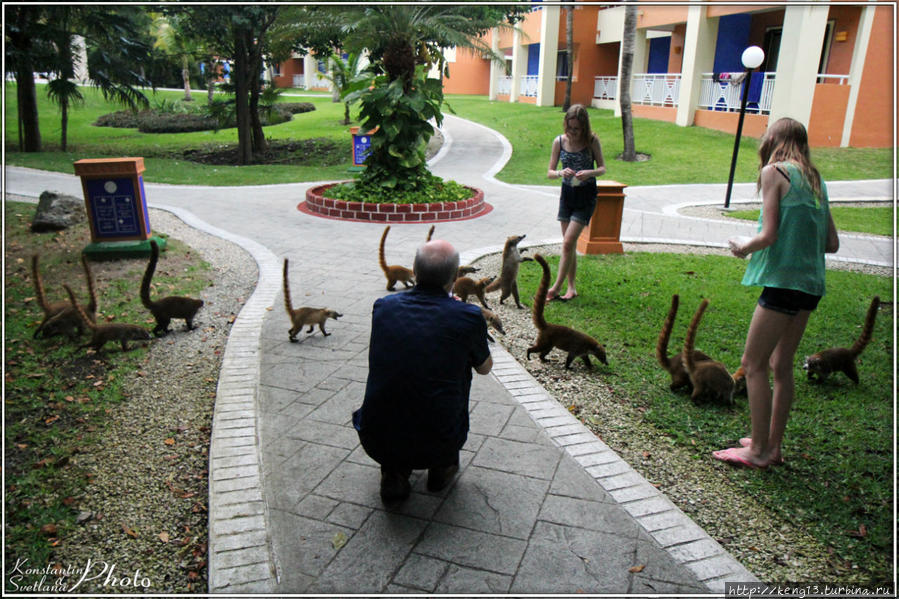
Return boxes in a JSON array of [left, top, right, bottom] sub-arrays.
[[757, 117, 822, 198]]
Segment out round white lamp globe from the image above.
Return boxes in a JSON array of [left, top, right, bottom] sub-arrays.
[[741, 45, 765, 70]]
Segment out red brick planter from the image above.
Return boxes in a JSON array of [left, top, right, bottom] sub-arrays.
[[298, 182, 492, 223]]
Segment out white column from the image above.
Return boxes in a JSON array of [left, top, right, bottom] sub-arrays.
[[767, 4, 830, 127], [616, 27, 648, 115], [840, 5, 876, 147], [489, 28, 500, 101], [510, 29, 527, 102], [676, 4, 718, 126], [303, 54, 317, 89], [537, 5, 561, 107], [73, 35, 89, 84]]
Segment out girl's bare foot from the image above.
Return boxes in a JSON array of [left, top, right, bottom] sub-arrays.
[[739, 437, 784, 465]]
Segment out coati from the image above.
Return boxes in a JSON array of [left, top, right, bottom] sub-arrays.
[[731, 366, 747, 396], [140, 240, 204, 336], [803, 296, 880, 384], [479, 306, 505, 343], [378, 225, 415, 291], [683, 299, 735, 406], [485, 234, 533, 308], [453, 276, 495, 308], [63, 284, 151, 352], [526, 254, 607, 370], [32, 253, 97, 338], [283, 258, 342, 341], [656, 294, 712, 392]]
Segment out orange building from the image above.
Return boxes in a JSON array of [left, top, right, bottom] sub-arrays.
[[442, 2, 895, 148]]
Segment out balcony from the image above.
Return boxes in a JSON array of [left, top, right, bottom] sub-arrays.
[[698, 72, 775, 115]]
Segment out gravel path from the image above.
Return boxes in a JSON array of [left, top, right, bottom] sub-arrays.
[[48, 209, 257, 594]]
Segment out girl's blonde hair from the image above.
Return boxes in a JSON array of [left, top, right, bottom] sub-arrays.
[[564, 104, 593, 147], [757, 117, 822, 198]]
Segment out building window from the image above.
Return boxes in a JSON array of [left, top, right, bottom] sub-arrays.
[[556, 50, 570, 78]]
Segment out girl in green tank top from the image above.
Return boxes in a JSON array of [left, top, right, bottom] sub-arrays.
[[713, 118, 839, 471]]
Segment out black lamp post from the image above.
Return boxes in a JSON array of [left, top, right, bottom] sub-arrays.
[[724, 45, 765, 208]]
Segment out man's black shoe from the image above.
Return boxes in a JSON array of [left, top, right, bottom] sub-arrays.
[[380, 469, 411, 504], [426, 464, 459, 492]]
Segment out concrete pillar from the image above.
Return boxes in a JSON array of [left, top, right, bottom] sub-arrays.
[[73, 35, 89, 83], [489, 28, 500, 101], [303, 54, 317, 89], [840, 5, 876, 147], [767, 4, 830, 128], [676, 4, 718, 126], [537, 5, 561, 107], [510, 29, 527, 102]]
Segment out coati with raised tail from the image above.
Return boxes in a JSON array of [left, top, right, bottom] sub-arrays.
[[485, 234, 533, 308], [283, 258, 342, 341], [63, 284, 150, 352], [479, 306, 505, 343], [803, 296, 880, 384], [453, 276, 495, 308], [32, 253, 97, 338], [683, 299, 735, 406], [526, 254, 607, 370], [140, 240, 204, 336], [656, 294, 712, 392], [378, 225, 414, 291]]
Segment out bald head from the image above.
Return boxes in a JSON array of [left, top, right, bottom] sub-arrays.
[[414, 239, 460, 291]]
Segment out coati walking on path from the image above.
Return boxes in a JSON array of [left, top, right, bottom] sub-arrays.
[[283, 258, 342, 341], [378, 226, 414, 291], [803, 296, 880, 384], [453, 276, 495, 308], [657, 294, 712, 392], [140, 240, 204, 336], [485, 234, 532, 308], [683, 299, 735, 406], [527, 254, 607, 370], [63, 284, 151, 352], [32, 253, 97, 338]]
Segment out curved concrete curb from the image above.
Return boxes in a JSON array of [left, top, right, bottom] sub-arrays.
[[150, 204, 281, 593]]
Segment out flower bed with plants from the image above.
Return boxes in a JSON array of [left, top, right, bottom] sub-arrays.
[[301, 182, 489, 223]]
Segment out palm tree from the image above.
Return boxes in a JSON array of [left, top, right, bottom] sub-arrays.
[[562, 5, 574, 111], [619, 2, 638, 161], [322, 51, 365, 125], [151, 12, 202, 102], [337, 3, 528, 189]]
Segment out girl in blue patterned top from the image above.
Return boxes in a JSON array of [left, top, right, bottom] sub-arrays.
[[714, 117, 839, 470], [546, 104, 606, 301]]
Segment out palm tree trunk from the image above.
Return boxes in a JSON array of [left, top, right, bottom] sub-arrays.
[[233, 32, 252, 164], [16, 66, 42, 152], [562, 5, 574, 111], [60, 99, 69, 151], [181, 55, 193, 102], [620, 3, 638, 161]]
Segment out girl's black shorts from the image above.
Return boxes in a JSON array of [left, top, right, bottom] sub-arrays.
[[758, 286, 822, 315]]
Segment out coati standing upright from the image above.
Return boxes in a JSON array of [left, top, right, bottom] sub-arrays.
[[283, 258, 342, 341], [485, 234, 532, 308], [526, 254, 607, 370], [683, 299, 735, 406], [140, 240, 204, 336], [656, 294, 712, 392], [803, 296, 880, 384], [32, 253, 97, 338], [63, 284, 150, 352], [378, 225, 415, 291], [453, 276, 495, 308]]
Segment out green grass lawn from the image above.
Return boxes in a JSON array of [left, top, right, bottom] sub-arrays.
[[5, 83, 893, 187], [519, 252, 893, 582], [730, 206, 894, 237]]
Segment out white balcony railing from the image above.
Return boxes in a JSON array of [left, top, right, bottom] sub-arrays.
[[632, 73, 681, 106], [521, 75, 539, 97], [307, 72, 330, 89], [497, 75, 512, 95], [594, 76, 617, 100], [293, 74, 304, 88], [816, 73, 849, 84], [699, 72, 775, 114]]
